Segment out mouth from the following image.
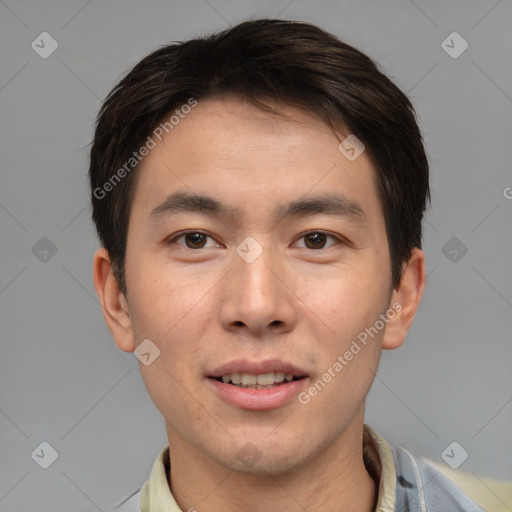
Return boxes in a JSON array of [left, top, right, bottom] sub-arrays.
[[206, 360, 310, 410], [209, 372, 305, 389]]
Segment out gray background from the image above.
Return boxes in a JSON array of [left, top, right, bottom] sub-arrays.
[[1, 0, 511, 510]]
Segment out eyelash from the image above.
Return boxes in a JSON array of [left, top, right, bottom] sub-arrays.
[[166, 230, 345, 250]]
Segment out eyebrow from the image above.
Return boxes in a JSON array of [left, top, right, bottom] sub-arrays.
[[149, 190, 367, 225]]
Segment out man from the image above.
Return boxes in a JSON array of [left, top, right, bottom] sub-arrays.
[[90, 18, 486, 511]]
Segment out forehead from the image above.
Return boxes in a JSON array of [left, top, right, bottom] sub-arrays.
[[130, 97, 384, 229], [161, 97, 347, 167]]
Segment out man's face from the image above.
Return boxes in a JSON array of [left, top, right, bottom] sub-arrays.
[[123, 97, 394, 474]]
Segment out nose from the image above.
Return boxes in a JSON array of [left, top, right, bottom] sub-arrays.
[[218, 242, 298, 338]]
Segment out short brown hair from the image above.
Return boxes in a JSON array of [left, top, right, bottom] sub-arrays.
[[89, 18, 430, 297]]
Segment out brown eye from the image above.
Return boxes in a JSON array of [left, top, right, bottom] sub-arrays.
[[183, 232, 207, 249], [167, 231, 218, 249], [304, 232, 327, 249], [296, 231, 338, 250]]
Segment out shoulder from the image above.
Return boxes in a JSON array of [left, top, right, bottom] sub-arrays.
[[417, 453, 512, 512], [393, 444, 503, 511]]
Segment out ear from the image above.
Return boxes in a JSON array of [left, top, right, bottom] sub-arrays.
[[382, 247, 426, 350], [92, 247, 136, 353]]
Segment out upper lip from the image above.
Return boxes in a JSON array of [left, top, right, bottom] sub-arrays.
[[208, 359, 309, 378]]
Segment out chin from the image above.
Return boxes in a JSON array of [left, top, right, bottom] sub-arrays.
[[212, 434, 316, 477], [230, 451, 309, 477]]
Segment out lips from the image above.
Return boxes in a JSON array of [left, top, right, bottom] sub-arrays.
[[208, 359, 308, 389], [206, 359, 309, 408]]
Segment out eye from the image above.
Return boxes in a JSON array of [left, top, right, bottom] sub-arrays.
[[294, 231, 340, 250], [167, 231, 220, 249], [166, 230, 343, 251]]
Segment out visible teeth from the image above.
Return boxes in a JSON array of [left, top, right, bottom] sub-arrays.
[[256, 372, 275, 385], [217, 371, 300, 386], [241, 373, 257, 385], [274, 372, 285, 383]]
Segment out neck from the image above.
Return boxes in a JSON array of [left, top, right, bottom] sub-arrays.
[[166, 413, 377, 512]]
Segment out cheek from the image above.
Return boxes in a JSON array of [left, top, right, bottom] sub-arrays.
[[139, 357, 208, 443], [127, 254, 204, 337], [305, 270, 388, 378], [302, 329, 382, 419], [132, 297, 205, 422], [310, 270, 386, 325], [127, 260, 209, 370]]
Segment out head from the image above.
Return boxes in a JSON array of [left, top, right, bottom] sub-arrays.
[[91, 19, 428, 475]]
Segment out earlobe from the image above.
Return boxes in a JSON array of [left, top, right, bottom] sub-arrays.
[[92, 247, 136, 353], [382, 248, 426, 350]]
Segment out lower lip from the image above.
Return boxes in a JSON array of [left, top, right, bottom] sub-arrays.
[[206, 377, 309, 410]]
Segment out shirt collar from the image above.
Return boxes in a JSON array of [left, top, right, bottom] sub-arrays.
[[363, 424, 397, 511], [140, 424, 397, 512]]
